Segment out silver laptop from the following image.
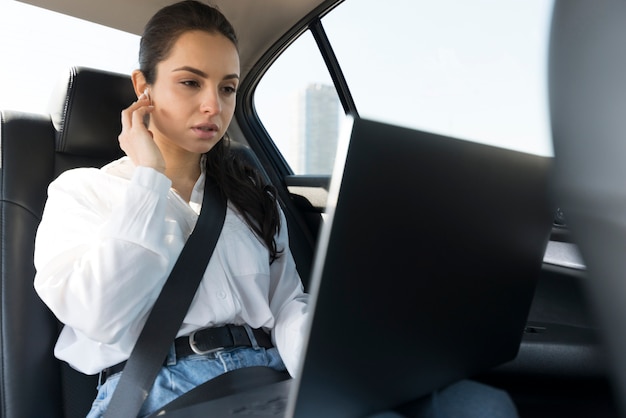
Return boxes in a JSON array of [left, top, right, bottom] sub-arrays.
[[158, 116, 553, 417]]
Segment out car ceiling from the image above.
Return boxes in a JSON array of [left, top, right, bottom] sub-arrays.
[[17, 0, 329, 77]]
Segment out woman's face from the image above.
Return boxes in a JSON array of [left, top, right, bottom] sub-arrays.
[[149, 30, 240, 156]]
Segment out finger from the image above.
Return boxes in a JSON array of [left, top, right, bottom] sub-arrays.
[[121, 95, 151, 129], [130, 104, 154, 129]]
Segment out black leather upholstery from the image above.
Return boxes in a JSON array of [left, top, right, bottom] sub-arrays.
[[0, 67, 133, 418], [49, 67, 132, 175], [0, 111, 64, 418]]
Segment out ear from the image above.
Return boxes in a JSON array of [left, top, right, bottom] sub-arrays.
[[131, 70, 149, 98]]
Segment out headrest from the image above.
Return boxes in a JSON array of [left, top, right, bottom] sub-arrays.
[[49, 66, 136, 159]]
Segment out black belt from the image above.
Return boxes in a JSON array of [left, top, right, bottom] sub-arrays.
[[100, 325, 272, 383]]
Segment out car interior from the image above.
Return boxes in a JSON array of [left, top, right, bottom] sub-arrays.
[[0, 0, 623, 417], [549, 0, 626, 416]]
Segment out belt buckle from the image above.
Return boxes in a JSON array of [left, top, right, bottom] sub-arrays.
[[188, 330, 224, 355]]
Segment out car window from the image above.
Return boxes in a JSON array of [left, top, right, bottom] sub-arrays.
[[254, 31, 346, 175], [0, 0, 139, 115], [254, 0, 554, 176]]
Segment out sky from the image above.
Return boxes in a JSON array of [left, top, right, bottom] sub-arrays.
[[0, 0, 139, 114], [256, 0, 554, 156], [0, 0, 554, 157]]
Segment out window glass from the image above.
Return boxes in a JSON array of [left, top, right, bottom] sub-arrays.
[[0, 0, 139, 115], [254, 31, 346, 175], [323, 0, 554, 156], [254, 0, 553, 176]]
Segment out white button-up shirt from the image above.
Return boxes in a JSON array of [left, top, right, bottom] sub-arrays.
[[34, 157, 309, 376]]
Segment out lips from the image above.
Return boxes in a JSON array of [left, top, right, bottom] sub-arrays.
[[192, 123, 219, 139]]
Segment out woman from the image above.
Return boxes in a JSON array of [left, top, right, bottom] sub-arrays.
[[35, 1, 306, 416], [34, 1, 518, 417]]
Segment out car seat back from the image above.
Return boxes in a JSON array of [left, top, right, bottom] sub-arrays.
[[0, 66, 132, 418], [550, 1, 626, 415]]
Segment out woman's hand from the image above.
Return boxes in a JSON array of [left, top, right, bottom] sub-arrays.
[[118, 93, 165, 173]]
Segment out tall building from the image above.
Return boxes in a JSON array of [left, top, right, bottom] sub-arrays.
[[291, 83, 340, 174]]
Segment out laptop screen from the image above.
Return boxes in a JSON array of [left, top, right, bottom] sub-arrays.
[[289, 116, 553, 417]]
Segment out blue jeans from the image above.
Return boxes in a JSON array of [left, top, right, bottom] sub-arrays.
[[377, 380, 519, 418], [86, 345, 286, 418], [88, 348, 517, 418]]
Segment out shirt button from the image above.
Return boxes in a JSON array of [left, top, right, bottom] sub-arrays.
[[217, 290, 227, 299]]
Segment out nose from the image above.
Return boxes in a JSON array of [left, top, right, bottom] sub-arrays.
[[200, 86, 221, 115]]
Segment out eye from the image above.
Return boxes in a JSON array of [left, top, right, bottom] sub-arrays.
[[181, 79, 201, 88], [221, 85, 238, 95]]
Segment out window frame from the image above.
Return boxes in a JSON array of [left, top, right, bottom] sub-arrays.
[[235, 0, 348, 180]]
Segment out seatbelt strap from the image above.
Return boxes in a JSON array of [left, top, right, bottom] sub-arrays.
[[103, 171, 227, 418], [145, 366, 291, 417]]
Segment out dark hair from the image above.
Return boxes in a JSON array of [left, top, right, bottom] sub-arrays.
[[140, 0, 282, 262], [139, 0, 238, 84]]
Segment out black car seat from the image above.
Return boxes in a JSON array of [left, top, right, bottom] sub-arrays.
[[0, 66, 132, 418], [0, 66, 291, 418]]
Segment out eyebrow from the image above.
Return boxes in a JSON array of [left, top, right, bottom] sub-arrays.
[[172, 66, 239, 81]]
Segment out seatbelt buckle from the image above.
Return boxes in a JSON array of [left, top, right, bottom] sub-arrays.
[[188, 330, 224, 355]]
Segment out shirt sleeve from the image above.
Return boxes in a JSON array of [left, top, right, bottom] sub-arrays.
[[268, 209, 310, 377], [34, 166, 174, 345]]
